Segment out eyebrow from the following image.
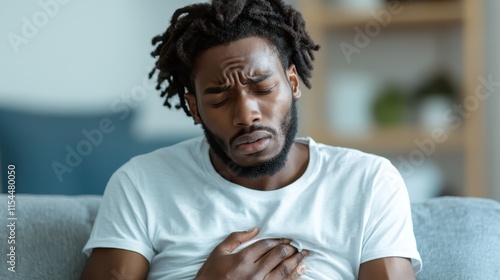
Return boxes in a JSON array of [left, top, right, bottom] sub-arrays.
[[203, 73, 273, 94], [204, 85, 231, 94], [246, 73, 272, 84]]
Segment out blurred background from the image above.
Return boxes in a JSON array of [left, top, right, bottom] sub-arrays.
[[0, 0, 498, 202]]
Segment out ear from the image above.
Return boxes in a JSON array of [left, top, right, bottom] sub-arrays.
[[185, 92, 202, 124], [287, 64, 301, 99]]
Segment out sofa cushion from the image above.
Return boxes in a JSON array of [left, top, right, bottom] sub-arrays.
[[412, 196, 500, 280], [1, 194, 101, 279]]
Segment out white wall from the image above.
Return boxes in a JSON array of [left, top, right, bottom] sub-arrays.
[[485, 0, 500, 200], [0, 0, 203, 138]]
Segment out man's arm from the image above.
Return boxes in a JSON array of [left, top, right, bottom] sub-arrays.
[[358, 257, 416, 280], [80, 229, 308, 280], [80, 248, 149, 280]]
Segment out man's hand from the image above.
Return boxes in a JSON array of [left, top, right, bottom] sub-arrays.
[[195, 227, 308, 280]]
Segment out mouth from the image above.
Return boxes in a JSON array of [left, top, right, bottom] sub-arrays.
[[233, 131, 272, 155]]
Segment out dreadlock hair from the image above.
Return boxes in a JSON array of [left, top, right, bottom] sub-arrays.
[[149, 0, 320, 117]]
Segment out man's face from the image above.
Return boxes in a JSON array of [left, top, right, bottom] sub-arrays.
[[185, 36, 302, 179]]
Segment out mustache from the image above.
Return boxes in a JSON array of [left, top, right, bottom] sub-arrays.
[[229, 125, 278, 146]]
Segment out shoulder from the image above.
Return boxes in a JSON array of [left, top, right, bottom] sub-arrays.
[[100, 136, 209, 199], [306, 137, 390, 175], [112, 136, 207, 182], [304, 137, 401, 197]]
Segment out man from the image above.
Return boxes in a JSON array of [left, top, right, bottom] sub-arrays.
[[81, 0, 422, 279]]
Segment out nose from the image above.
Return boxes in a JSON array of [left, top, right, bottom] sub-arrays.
[[232, 91, 262, 127]]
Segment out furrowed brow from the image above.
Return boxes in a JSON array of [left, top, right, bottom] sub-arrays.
[[245, 73, 273, 84], [203, 73, 273, 94], [204, 85, 231, 94]]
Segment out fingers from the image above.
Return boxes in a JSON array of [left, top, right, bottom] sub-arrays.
[[284, 262, 307, 280], [265, 249, 309, 280], [213, 227, 260, 255], [240, 237, 293, 261], [255, 243, 297, 273]]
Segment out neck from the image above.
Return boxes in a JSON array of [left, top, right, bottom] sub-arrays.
[[210, 142, 309, 191]]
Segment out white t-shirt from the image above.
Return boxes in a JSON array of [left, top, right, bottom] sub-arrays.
[[83, 136, 422, 279]]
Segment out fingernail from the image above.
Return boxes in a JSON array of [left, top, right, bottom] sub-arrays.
[[302, 249, 309, 257], [282, 238, 292, 243], [246, 227, 257, 232], [297, 264, 306, 274]]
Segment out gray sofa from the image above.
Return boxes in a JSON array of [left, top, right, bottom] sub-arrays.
[[0, 195, 499, 280]]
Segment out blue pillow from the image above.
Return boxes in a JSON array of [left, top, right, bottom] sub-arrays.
[[0, 107, 182, 195]]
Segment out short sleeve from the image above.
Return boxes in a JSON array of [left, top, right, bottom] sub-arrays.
[[82, 163, 155, 262], [361, 159, 422, 273]]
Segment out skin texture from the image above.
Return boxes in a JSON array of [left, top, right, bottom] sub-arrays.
[[358, 257, 416, 280], [200, 97, 299, 180], [80, 248, 149, 280]]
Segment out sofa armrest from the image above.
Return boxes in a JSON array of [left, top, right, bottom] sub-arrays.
[[412, 196, 500, 280], [0, 194, 101, 280]]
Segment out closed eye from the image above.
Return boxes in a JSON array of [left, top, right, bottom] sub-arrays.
[[254, 90, 272, 95], [212, 98, 229, 108], [210, 84, 275, 108], [253, 86, 275, 95]]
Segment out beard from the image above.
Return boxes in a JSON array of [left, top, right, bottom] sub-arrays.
[[201, 98, 298, 180]]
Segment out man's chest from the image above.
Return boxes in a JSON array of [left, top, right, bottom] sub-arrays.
[[145, 193, 367, 279]]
